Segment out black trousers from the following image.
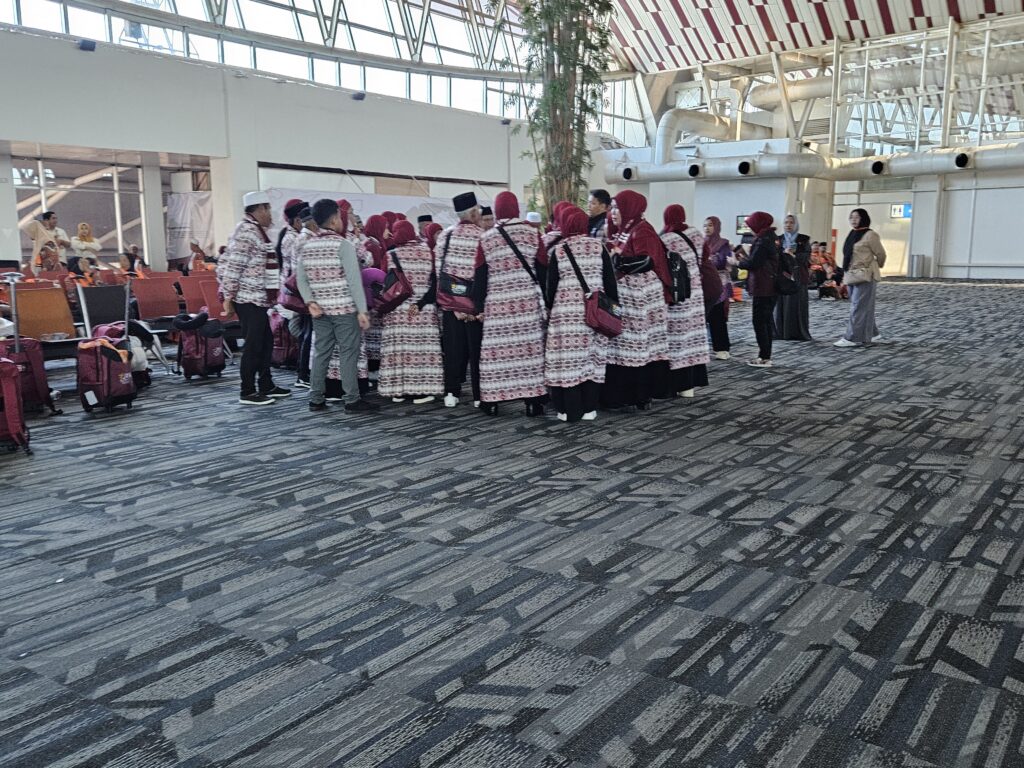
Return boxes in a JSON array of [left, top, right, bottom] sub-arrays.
[[441, 311, 482, 400], [550, 381, 600, 421], [296, 314, 313, 382], [752, 296, 777, 361], [707, 301, 730, 352], [235, 302, 274, 395]]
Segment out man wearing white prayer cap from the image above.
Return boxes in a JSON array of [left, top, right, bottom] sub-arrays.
[[218, 190, 290, 405], [526, 212, 543, 228]]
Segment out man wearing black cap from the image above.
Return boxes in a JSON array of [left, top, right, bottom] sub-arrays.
[[416, 214, 433, 238], [480, 206, 495, 231], [439, 191, 485, 408], [279, 198, 313, 388]]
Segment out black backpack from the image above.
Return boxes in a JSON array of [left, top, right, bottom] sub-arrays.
[[665, 232, 697, 305]]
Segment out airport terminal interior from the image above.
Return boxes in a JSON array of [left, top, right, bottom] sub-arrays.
[[3, 1, 1024, 766]]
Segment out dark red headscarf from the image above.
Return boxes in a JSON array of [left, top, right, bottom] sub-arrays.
[[394, 213, 408, 222], [614, 190, 647, 232], [423, 222, 443, 251], [364, 215, 387, 243], [662, 204, 688, 235], [560, 206, 589, 238], [382, 211, 398, 229], [614, 190, 669, 293], [550, 201, 571, 231], [745, 211, 775, 237], [390, 220, 418, 247], [494, 191, 520, 221], [336, 200, 353, 236]]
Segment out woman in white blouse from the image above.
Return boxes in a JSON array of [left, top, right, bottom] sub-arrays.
[[70, 222, 102, 274]]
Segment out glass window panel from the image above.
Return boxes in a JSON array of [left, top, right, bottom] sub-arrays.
[[313, 57, 338, 86], [0, 0, 16, 25], [430, 75, 450, 107], [345, 0, 390, 30], [187, 33, 220, 62], [340, 63, 363, 89], [297, 13, 322, 44], [420, 44, 440, 64], [409, 73, 429, 103], [256, 47, 309, 78], [450, 78, 482, 113], [486, 87, 503, 116], [238, 0, 298, 38], [350, 27, 397, 57], [225, 0, 242, 29], [174, 0, 208, 21], [67, 7, 107, 41], [365, 66, 406, 97], [116, 22, 185, 56], [438, 50, 476, 68], [19, 0, 64, 33], [293, 0, 315, 11], [430, 13, 469, 51], [223, 39, 253, 67], [625, 121, 647, 147]]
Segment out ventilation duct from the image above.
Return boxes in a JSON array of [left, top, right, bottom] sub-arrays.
[[605, 141, 1023, 183], [654, 109, 772, 165]]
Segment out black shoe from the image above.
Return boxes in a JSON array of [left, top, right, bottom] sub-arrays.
[[261, 386, 292, 398], [525, 402, 545, 417], [308, 401, 328, 412], [344, 398, 380, 413], [239, 393, 274, 406], [481, 402, 499, 416]]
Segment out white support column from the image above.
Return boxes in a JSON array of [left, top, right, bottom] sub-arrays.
[[139, 153, 167, 271], [0, 142, 20, 265], [210, 76, 260, 249]]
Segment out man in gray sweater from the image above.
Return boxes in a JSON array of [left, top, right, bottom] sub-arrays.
[[296, 199, 378, 413]]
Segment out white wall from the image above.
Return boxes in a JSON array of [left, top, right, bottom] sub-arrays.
[[911, 170, 1024, 279], [0, 27, 535, 245]]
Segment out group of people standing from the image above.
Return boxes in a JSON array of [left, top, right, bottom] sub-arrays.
[[216, 190, 887, 419]]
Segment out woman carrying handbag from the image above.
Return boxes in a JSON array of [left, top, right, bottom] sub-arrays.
[[835, 208, 887, 348]]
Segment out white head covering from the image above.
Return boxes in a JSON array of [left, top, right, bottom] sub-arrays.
[[783, 213, 799, 248], [526, 212, 542, 224], [243, 191, 270, 207]]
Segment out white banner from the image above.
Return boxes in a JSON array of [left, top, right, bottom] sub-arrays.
[[265, 188, 488, 233], [166, 192, 215, 263]]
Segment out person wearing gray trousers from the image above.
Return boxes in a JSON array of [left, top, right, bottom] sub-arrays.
[[845, 281, 880, 343]]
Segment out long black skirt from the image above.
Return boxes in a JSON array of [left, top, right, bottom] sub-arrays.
[[773, 288, 812, 340], [550, 381, 600, 421], [600, 361, 667, 409]]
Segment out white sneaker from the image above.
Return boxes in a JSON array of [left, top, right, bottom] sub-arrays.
[[413, 395, 435, 404], [473, 400, 481, 408], [871, 334, 884, 343], [557, 412, 567, 422], [834, 338, 858, 348], [714, 351, 730, 360], [325, 396, 345, 403], [444, 393, 458, 408], [581, 411, 597, 421], [678, 389, 695, 398], [392, 397, 405, 403], [747, 358, 773, 368], [293, 379, 311, 390]]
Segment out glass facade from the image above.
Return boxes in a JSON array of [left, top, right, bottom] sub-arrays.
[[5, 0, 650, 146]]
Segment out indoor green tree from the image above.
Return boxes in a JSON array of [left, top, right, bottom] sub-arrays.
[[497, 0, 614, 216]]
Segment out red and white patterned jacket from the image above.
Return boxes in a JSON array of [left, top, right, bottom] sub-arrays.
[[296, 231, 358, 316], [219, 215, 276, 308], [439, 221, 484, 280]]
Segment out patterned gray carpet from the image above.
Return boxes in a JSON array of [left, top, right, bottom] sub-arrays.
[[3, 281, 1024, 768]]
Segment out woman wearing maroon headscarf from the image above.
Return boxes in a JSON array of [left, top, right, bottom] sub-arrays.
[[544, 206, 618, 422], [423, 222, 444, 252], [363, 215, 389, 272], [378, 221, 444, 404], [337, 199, 371, 267], [476, 191, 548, 416], [702, 216, 734, 359], [660, 204, 710, 398], [737, 211, 780, 367], [601, 190, 670, 411]]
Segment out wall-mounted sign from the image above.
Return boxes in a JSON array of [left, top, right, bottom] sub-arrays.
[[890, 203, 913, 219]]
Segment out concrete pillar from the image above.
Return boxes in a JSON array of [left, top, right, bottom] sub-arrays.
[[211, 77, 260, 248], [0, 142, 20, 266], [139, 153, 167, 271]]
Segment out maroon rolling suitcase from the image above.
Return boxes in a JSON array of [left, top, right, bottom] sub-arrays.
[[76, 338, 137, 412], [172, 310, 226, 380], [270, 310, 297, 368], [0, 357, 31, 454]]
